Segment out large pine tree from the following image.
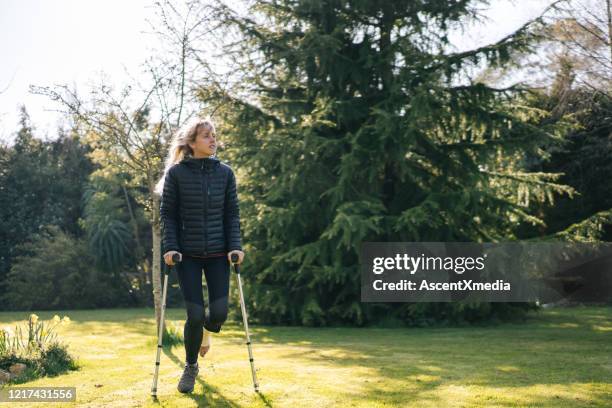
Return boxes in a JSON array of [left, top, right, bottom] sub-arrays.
[[211, 0, 583, 326]]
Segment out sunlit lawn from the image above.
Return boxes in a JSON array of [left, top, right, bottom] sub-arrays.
[[0, 305, 610, 407]]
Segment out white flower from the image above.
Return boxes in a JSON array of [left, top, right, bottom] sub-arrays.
[[1, 327, 11, 337]]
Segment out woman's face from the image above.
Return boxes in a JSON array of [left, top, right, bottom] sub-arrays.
[[188, 125, 217, 158]]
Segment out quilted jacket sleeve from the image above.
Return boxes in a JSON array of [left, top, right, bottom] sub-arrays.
[[160, 166, 180, 253], [224, 168, 242, 252]]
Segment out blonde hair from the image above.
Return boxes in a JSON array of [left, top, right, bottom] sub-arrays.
[[154, 116, 216, 196]]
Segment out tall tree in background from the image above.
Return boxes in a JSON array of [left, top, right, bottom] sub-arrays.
[[204, 0, 603, 326], [516, 0, 612, 240], [0, 107, 93, 300], [548, 0, 612, 95]]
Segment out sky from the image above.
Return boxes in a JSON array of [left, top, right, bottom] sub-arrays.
[[0, 0, 554, 145]]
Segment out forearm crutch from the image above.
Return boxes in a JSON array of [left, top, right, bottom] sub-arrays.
[[151, 252, 181, 398], [230, 253, 260, 393]]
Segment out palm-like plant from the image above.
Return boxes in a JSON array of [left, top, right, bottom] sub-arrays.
[[81, 183, 132, 273], [88, 215, 132, 272]]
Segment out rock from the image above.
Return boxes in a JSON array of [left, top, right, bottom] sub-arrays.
[[0, 368, 12, 384], [9, 363, 27, 377]]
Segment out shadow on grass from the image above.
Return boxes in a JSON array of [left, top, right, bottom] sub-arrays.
[[153, 344, 272, 408], [220, 308, 612, 406]]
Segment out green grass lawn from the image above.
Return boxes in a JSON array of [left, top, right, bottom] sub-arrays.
[[0, 306, 610, 407]]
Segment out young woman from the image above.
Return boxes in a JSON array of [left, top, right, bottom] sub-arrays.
[[155, 116, 244, 394]]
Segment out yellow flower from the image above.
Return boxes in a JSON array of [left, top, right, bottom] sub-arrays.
[[61, 316, 71, 325], [52, 315, 61, 323], [29, 314, 39, 324]]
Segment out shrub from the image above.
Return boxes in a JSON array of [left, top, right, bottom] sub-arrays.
[[0, 314, 79, 383], [40, 343, 78, 377], [2, 225, 134, 310]]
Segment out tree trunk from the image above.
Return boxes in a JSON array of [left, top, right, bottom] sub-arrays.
[[150, 192, 163, 332], [607, 0, 612, 64]]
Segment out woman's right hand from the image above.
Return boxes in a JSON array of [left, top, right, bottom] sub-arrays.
[[163, 251, 182, 266]]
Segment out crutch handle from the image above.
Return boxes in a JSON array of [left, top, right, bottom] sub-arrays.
[[230, 253, 240, 273], [164, 253, 182, 272]]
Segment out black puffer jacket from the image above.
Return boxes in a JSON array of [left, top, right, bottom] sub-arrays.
[[160, 156, 242, 257]]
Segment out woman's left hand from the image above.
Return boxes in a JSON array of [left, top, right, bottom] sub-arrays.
[[228, 250, 245, 265]]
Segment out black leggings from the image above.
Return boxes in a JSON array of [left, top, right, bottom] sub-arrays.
[[176, 255, 230, 364]]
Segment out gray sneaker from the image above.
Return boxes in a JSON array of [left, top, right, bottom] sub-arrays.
[[177, 362, 199, 393]]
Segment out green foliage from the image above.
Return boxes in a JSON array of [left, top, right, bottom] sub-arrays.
[[78, 156, 153, 305], [0, 314, 79, 383], [145, 320, 184, 347], [532, 90, 612, 241], [0, 107, 94, 295], [0, 343, 79, 384], [394, 302, 539, 327], [0, 109, 153, 309], [39, 343, 79, 377], [162, 321, 185, 347], [213, 0, 577, 326], [81, 179, 133, 273], [1, 225, 134, 310], [87, 217, 132, 272]]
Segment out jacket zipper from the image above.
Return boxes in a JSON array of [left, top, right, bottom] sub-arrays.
[[202, 161, 209, 255], [205, 174, 209, 255]]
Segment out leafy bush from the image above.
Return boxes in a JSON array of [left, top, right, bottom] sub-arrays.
[[1, 225, 135, 310], [40, 343, 78, 377]]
